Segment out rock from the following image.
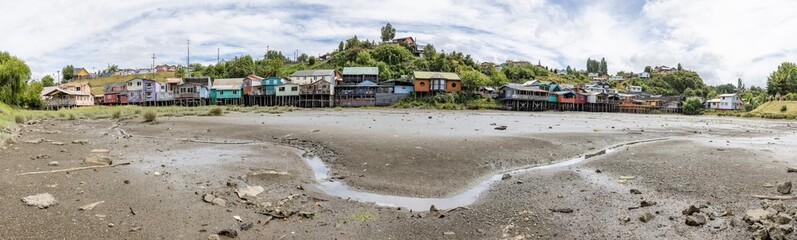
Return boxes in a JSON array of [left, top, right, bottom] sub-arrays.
[[124, 180, 130, 184], [780, 224, 794, 234], [129, 226, 143, 232], [48, 161, 59, 166], [443, 231, 455, 235], [107, 223, 115, 228], [494, 126, 507, 130], [202, 194, 215, 203], [768, 224, 787, 240], [501, 174, 512, 180], [619, 215, 631, 223], [31, 154, 50, 160], [640, 201, 656, 208], [722, 208, 734, 217], [549, 208, 574, 213], [90, 149, 110, 153], [211, 198, 226, 207], [21, 193, 57, 209], [745, 209, 775, 223], [23, 139, 43, 144], [207, 234, 221, 240], [774, 213, 793, 224], [639, 212, 655, 223], [240, 223, 254, 231], [72, 140, 89, 145], [683, 205, 701, 215], [685, 214, 707, 226], [79, 201, 105, 211], [430, 205, 439, 212], [84, 155, 112, 166], [226, 181, 238, 188], [787, 167, 797, 173], [752, 228, 768, 240], [51, 142, 66, 146], [218, 229, 238, 238], [629, 189, 642, 194], [777, 181, 792, 194], [297, 211, 315, 219], [594, 169, 602, 173], [764, 200, 786, 213], [233, 215, 243, 222], [235, 185, 264, 199]]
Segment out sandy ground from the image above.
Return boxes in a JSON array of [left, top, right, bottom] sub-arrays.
[[1, 108, 796, 239]]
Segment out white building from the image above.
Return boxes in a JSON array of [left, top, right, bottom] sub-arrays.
[[627, 85, 643, 93], [705, 93, 743, 110]]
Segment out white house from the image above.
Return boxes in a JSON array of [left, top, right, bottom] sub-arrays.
[[627, 85, 643, 93], [639, 72, 651, 78], [705, 93, 743, 110], [609, 75, 625, 81]]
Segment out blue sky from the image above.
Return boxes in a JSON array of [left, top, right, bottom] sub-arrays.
[[2, 0, 797, 87]]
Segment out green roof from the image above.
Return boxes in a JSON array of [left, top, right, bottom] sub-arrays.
[[413, 71, 461, 81], [342, 67, 379, 76]]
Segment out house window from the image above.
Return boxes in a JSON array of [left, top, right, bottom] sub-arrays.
[[419, 82, 426, 87], [291, 87, 298, 91], [431, 79, 446, 91], [233, 90, 238, 95], [128, 82, 132, 86], [137, 82, 141, 86], [76, 87, 81, 91], [451, 82, 457, 88], [279, 87, 285, 91]]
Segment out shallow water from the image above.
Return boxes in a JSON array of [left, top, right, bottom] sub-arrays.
[[302, 138, 668, 211]]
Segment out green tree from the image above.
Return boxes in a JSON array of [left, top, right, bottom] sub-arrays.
[[715, 83, 736, 94], [460, 70, 491, 89], [371, 44, 413, 66], [297, 53, 309, 63], [226, 55, 256, 77], [767, 62, 797, 96], [41, 75, 55, 87], [338, 41, 345, 52], [644, 66, 652, 73], [380, 23, 396, 42], [308, 56, 316, 66], [0, 52, 32, 106], [423, 44, 437, 61], [599, 57, 607, 75], [677, 63, 683, 71], [62, 65, 74, 82], [683, 97, 703, 115], [490, 71, 509, 87]]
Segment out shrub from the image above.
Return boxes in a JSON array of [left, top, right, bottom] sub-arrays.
[[683, 97, 703, 115], [68, 114, 76, 120], [208, 107, 224, 116], [112, 110, 121, 119], [142, 110, 157, 122], [781, 105, 788, 112], [58, 112, 65, 118], [14, 115, 25, 124]]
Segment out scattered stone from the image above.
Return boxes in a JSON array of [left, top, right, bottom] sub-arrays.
[[595, 169, 602, 173], [764, 183, 775, 188], [639, 212, 655, 223], [207, 234, 220, 240], [640, 201, 656, 208], [443, 231, 455, 235], [23, 139, 43, 144], [619, 215, 631, 223], [211, 198, 226, 207], [31, 154, 50, 160], [494, 126, 507, 130], [202, 193, 226, 207], [430, 205, 439, 212], [235, 185, 264, 199], [310, 129, 320, 133], [549, 208, 574, 213], [84, 155, 112, 166], [226, 181, 238, 188], [48, 161, 59, 166], [501, 174, 512, 180], [51, 142, 66, 146], [788, 167, 797, 173], [774, 213, 793, 225], [297, 211, 315, 219], [153, 171, 162, 176], [768, 224, 786, 240], [683, 205, 701, 215], [72, 140, 89, 145], [240, 223, 253, 231], [685, 214, 707, 226], [722, 208, 734, 217], [745, 209, 774, 223], [218, 229, 238, 238], [778, 181, 792, 195], [124, 180, 130, 184], [233, 216, 243, 222], [629, 189, 642, 194], [107, 223, 115, 228], [129, 227, 143, 232], [21, 193, 57, 209], [79, 201, 105, 211]]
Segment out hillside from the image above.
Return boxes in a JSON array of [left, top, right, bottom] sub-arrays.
[[74, 72, 179, 95], [751, 101, 797, 115]]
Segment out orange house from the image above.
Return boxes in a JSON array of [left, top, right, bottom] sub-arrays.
[[413, 71, 462, 93]]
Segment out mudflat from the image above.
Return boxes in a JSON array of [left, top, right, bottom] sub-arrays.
[[1, 108, 795, 239]]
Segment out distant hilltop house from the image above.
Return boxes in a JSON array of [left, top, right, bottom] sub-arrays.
[[626, 85, 643, 93], [639, 72, 651, 78], [392, 37, 425, 57], [609, 75, 625, 81], [73, 68, 91, 80], [155, 64, 178, 73], [705, 93, 744, 110], [655, 66, 676, 74], [115, 68, 137, 76], [505, 60, 531, 66]]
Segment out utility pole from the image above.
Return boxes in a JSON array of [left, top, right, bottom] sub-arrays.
[[187, 39, 191, 77], [217, 48, 220, 63], [151, 54, 156, 79], [57, 71, 60, 84]]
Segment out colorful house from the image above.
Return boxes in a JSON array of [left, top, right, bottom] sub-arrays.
[[500, 84, 549, 101], [41, 88, 93, 109], [261, 77, 285, 95], [342, 67, 379, 84], [412, 71, 462, 93], [242, 75, 264, 96], [210, 78, 243, 105], [103, 82, 127, 104], [125, 78, 160, 103], [73, 68, 91, 80], [705, 93, 743, 110], [276, 83, 300, 96]]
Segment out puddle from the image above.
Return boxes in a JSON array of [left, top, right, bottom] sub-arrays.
[[302, 138, 668, 211]]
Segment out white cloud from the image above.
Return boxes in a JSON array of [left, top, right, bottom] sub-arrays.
[[1, 0, 795, 87]]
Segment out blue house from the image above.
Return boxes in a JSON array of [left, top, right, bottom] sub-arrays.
[[261, 77, 285, 95]]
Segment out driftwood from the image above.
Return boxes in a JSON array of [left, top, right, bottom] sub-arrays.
[[17, 162, 130, 176], [752, 195, 797, 200]]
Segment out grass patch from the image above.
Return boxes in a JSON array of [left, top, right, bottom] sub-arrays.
[[112, 110, 122, 119], [393, 92, 501, 110], [208, 107, 224, 116], [351, 211, 374, 222], [142, 110, 157, 122]]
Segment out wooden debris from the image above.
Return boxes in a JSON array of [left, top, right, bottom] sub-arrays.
[[17, 162, 131, 176]]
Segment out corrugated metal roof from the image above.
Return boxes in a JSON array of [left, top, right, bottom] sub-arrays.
[[342, 67, 379, 76], [166, 78, 183, 84], [291, 70, 335, 77], [413, 71, 461, 80], [42, 88, 89, 96], [501, 84, 547, 92], [213, 78, 243, 88], [41, 87, 58, 97], [211, 85, 241, 90]]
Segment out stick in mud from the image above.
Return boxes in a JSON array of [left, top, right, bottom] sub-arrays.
[[17, 163, 131, 176]]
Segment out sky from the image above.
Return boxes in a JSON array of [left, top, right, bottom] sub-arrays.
[[2, 0, 796, 87]]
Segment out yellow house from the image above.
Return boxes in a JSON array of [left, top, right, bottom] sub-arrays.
[[74, 68, 91, 79]]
